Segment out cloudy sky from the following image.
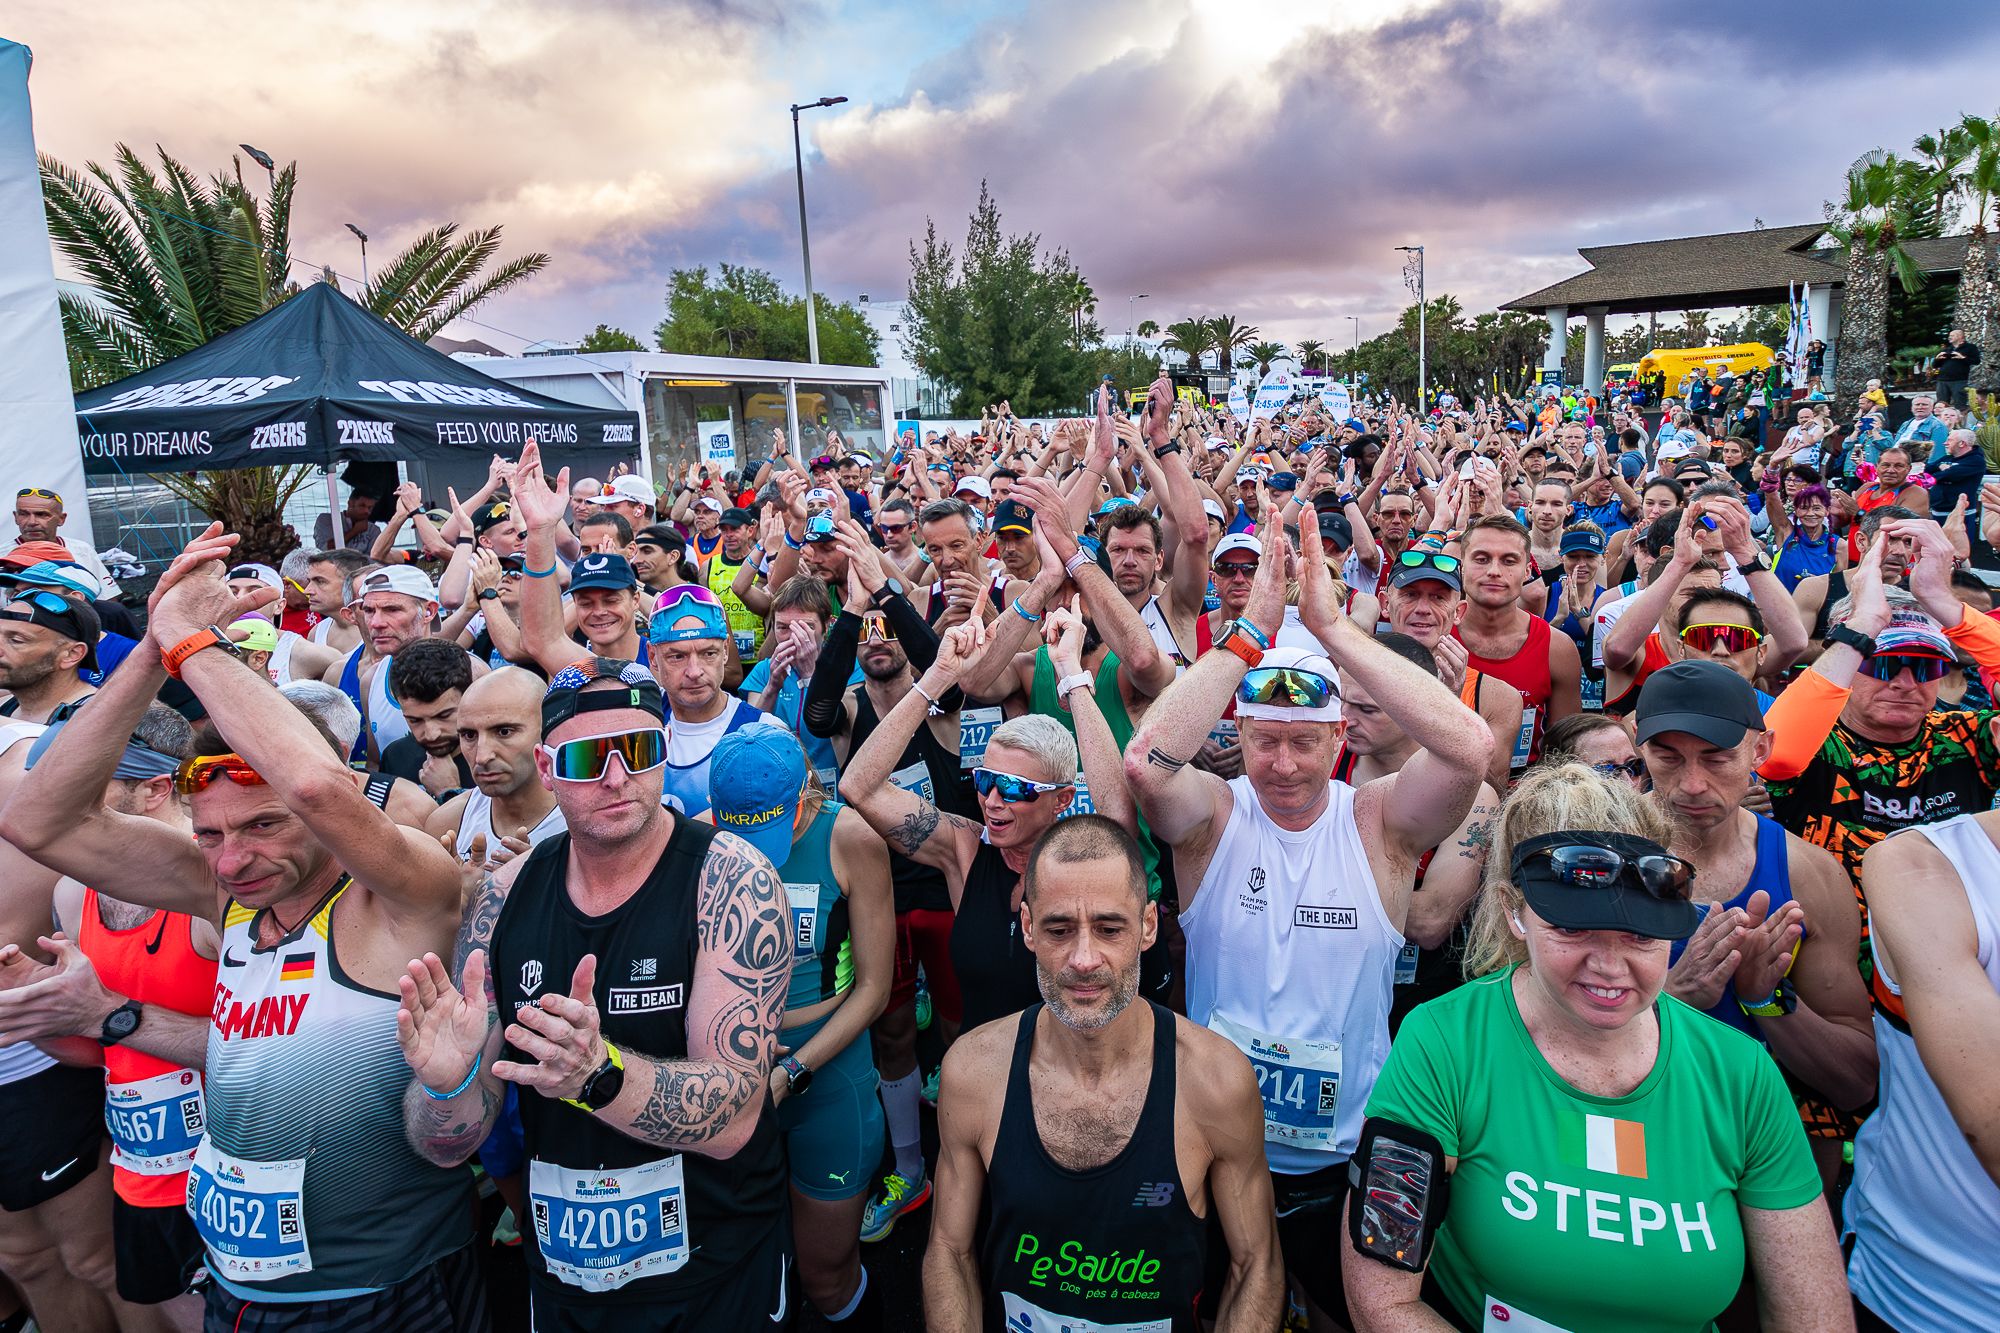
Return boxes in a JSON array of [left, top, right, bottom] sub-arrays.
[[13, 0, 2000, 357]]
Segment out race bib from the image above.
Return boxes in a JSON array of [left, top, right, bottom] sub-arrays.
[[785, 882, 821, 960], [1509, 706, 1535, 772], [1580, 672, 1605, 713], [1394, 941, 1420, 987], [960, 705, 1003, 771], [1055, 779, 1096, 820], [1001, 1292, 1169, 1333], [107, 1068, 204, 1176], [1209, 1014, 1341, 1150], [888, 759, 937, 803], [1208, 717, 1239, 750], [186, 1139, 311, 1281], [1483, 1294, 1575, 1332], [733, 630, 757, 656], [529, 1155, 690, 1292]]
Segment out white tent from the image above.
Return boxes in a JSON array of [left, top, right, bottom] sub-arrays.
[[0, 38, 90, 548]]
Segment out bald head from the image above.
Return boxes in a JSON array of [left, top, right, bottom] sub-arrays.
[[457, 667, 547, 798]]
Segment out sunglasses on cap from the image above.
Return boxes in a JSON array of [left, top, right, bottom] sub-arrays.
[[1396, 549, 1461, 574], [14, 488, 61, 504], [1212, 558, 1258, 579], [1679, 623, 1763, 654], [1513, 838, 1694, 902], [1238, 666, 1338, 709], [860, 612, 897, 644], [540, 726, 669, 782], [499, 554, 526, 573], [1860, 653, 1951, 684], [972, 767, 1071, 803], [174, 753, 266, 795], [4, 589, 74, 617], [1591, 758, 1647, 781]]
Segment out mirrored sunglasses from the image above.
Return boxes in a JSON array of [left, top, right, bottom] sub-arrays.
[[1517, 842, 1694, 903], [1860, 654, 1951, 684], [1396, 550, 1461, 573], [540, 727, 669, 782], [972, 767, 1070, 803], [174, 753, 266, 795], [1679, 623, 1764, 654], [1238, 667, 1337, 709]]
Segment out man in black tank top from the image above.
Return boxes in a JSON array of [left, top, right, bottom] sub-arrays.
[[926, 817, 1281, 1331], [398, 661, 795, 1329]]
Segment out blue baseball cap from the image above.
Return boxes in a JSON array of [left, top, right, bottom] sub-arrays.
[[569, 552, 637, 593], [708, 723, 808, 869], [1559, 528, 1606, 556]]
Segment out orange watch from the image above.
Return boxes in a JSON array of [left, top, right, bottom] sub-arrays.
[[1217, 621, 1266, 669], [162, 625, 237, 679]]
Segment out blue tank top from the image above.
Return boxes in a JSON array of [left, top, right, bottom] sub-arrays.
[[777, 801, 850, 1010], [336, 647, 366, 762], [658, 698, 764, 818], [1773, 530, 1836, 592], [1668, 814, 1799, 1041]]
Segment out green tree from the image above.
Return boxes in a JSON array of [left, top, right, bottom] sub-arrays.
[[1094, 343, 1163, 395], [1294, 339, 1326, 374], [1207, 315, 1257, 371], [1951, 114, 2000, 394], [653, 264, 878, 365], [1135, 318, 1160, 340], [41, 143, 549, 562], [1244, 340, 1288, 377], [577, 323, 646, 352], [902, 183, 1100, 414], [1162, 318, 1216, 370], [1828, 151, 1933, 410]]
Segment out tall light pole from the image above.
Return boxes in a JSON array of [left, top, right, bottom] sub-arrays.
[[790, 95, 848, 366], [1347, 315, 1359, 377], [344, 223, 369, 291], [239, 143, 276, 194], [1127, 293, 1149, 348], [1396, 244, 1426, 410]]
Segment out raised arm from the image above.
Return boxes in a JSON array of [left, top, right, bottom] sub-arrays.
[[1605, 513, 1701, 673], [1710, 498, 1806, 673], [1045, 602, 1135, 835], [837, 621, 987, 880], [508, 443, 592, 675]]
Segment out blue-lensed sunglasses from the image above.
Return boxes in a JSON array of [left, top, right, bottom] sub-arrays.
[[972, 767, 1071, 803], [4, 589, 73, 616]]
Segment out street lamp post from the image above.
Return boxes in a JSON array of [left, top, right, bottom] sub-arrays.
[[790, 95, 849, 366], [1396, 245, 1426, 410], [344, 223, 369, 291], [1127, 293, 1149, 348], [240, 144, 283, 281], [1347, 315, 1359, 377]]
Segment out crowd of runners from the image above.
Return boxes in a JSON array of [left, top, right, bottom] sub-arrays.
[[0, 372, 1993, 1332]]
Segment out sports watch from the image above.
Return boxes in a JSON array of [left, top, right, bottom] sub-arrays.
[[777, 1054, 814, 1097], [565, 1042, 626, 1113], [1216, 619, 1268, 669], [1734, 552, 1770, 576], [477, 587, 501, 602], [100, 1000, 142, 1047], [1738, 977, 1798, 1019], [1824, 624, 1878, 658], [872, 579, 906, 606]]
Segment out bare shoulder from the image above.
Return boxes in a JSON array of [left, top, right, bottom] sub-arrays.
[[1783, 832, 1855, 907], [1172, 1014, 1259, 1127], [424, 790, 474, 841], [936, 1012, 1021, 1128], [701, 828, 781, 894]]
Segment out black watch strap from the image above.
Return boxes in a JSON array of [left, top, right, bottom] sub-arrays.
[[1735, 552, 1769, 575], [1825, 624, 1877, 657]]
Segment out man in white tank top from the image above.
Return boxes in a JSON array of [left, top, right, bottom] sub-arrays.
[[1124, 521, 1494, 1331], [1845, 812, 2000, 1331], [426, 668, 566, 868]]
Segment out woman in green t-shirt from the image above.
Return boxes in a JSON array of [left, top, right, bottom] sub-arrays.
[[1343, 763, 1852, 1333]]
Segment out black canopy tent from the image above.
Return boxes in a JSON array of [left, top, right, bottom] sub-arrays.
[[73, 285, 639, 508]]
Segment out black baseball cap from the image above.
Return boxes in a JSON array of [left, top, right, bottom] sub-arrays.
[[1316, 511, 1353, 550], [0, 593, 99, 672], [471, 500, 513, 534], [633, 524, 688, 553], [1633, 660, 1765, 750], [1511, 830, 1699, 941], [1389, 552, 1461, 592], [568, 552, 638, 593], [718, 507, 755, 528], [991, 499, 1033, 536]]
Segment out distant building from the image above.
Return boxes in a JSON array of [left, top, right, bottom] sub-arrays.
[[426, 334, 507, 360]]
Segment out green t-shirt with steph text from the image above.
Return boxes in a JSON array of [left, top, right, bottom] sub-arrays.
[[1365, 966, 1819, 1333]]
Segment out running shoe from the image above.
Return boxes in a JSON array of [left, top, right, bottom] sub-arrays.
[[859, 1168, 931, 1243], [921, 1066, 940, 1106], [914, 984, 933, 1031]]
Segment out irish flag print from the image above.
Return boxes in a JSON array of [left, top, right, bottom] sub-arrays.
[[1562, 1113, 1647, 1179]]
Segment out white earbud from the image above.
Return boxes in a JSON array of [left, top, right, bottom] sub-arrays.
[[1509, 910, 1526, 936]]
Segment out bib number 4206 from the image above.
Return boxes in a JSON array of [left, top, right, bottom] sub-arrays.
[[556, 1202, 651, 1251]]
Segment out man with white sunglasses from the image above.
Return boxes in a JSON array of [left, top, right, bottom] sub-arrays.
[[1123, 518, 1492, 1332], [399, 658, 794, 1329]]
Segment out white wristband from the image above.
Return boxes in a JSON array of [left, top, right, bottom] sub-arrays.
[[1056, 671, 1094, 700]]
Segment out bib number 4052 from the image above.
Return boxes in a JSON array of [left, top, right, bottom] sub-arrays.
[[195, 1187, 267, 1241]]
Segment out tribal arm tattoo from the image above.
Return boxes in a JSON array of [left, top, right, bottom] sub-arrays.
[[603, 833, 793, 1158]]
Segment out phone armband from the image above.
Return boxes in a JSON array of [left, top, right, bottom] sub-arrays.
[[1347, 1117, 1452, 1273]]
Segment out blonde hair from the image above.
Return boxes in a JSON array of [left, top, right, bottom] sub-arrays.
[[1462, 762, 1674, 978]]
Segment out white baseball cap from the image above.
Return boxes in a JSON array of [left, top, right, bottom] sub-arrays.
[[1202, 498, 1226, 524], [954, 476, 992, 500], [603, 476, 655, 506], [695, 496, 724, 513], [227, 562, 282, 590], [1213, 533, 1263, 561], [349, 565, 439, 605]]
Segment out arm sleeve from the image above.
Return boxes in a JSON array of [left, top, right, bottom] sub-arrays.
[[1756, 669, 1849, 782], [1360, 1004, 1462, 1157], [1732, 1037, 1824, 1210], [802, 612, 862, 738], [882, 592, 964, 712], [1945, 606, 2000, 676]]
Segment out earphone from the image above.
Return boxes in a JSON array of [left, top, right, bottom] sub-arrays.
[[1509, 910, 1526, 936]]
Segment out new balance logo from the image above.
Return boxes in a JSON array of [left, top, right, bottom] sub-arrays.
[[1132, 1181, 1176, 1207]]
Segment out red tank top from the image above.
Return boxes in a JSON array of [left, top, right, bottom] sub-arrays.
[[78, 890, 217, 1207], [1457, 614, 1554, 768]]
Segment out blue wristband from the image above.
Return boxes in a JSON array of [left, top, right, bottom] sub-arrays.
[[523, 563, 558, 579], [1012, 597, 1042, 624], [422, 1052, 482, 1100]]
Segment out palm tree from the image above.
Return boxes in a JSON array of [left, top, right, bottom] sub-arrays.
[[1828, 151, 1931, 411], [1069, 277, 1098, 342], [1162, 317, 1216, 370], [1294, 339, 1326, 374], [1245, 340, 1288, 378], [1910, 124, 1971, 235], [1207, 315, 1257, 372], [1952, 115, 2000, 395], [42, 143, 549, 562], [1135, 318, 1160, 340]]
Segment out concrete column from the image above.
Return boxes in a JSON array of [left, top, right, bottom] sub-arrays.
[[1583, 308, 1607, 392], [1808, 284, 1836, 383], [1543, 306, 1568, 376]]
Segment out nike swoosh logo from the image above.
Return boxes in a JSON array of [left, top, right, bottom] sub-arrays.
[[221, 947, 246, 968], [144, 917, 169, 955], [769, 1253, 789, 1323], [40, 1157, 77, 1182]]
